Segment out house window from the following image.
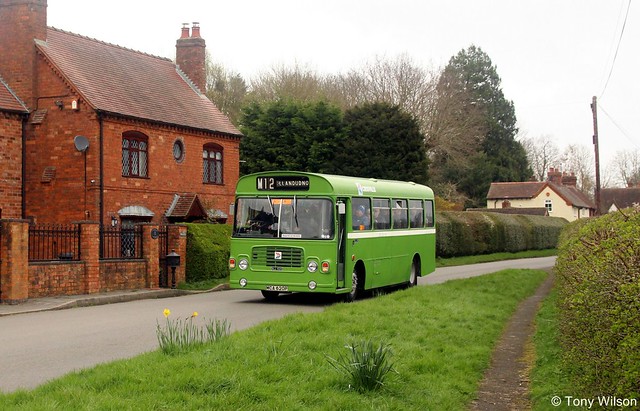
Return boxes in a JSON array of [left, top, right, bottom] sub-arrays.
[[173, 140, 185, 163], [122, 132, 148, 178], [545, 199, 553, 213], [203, 143, 223, 184]]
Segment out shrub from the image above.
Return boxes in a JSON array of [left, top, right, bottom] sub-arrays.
[[185, 223, 231, 282], [555, 206, 640, 398]]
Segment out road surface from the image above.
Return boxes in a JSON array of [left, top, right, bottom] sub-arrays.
[[0, 257, 555, 393]]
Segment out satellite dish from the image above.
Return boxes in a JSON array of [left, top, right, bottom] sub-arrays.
[[74, 135, 90, 152]]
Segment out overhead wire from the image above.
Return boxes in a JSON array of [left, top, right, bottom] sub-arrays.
[[599, 0, 632, 98], [598, 103, 640, 150]]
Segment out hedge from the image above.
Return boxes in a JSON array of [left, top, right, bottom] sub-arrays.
[[555, 206, 640, 398], [185, 223, 231, 282], [435, 211, 567, 257]]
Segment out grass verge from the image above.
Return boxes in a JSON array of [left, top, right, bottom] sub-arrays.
[[530, 288, 572, 410], [0, 269, 548, 410], [436, 248, 557, 267]]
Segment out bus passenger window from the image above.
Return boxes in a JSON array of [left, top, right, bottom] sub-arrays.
[[392, 199, 408, 229], [409, 199, 424, 228], [352, 198, 371, 230], [373, 198, 391, 230], [425, 200, 434, 227]]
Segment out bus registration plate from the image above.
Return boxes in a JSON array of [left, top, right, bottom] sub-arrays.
[[266, 285, 288, 292]]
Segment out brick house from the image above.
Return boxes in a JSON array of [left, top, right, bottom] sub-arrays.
[[486, 168, 595, 222], [0, 0, 242, 226]]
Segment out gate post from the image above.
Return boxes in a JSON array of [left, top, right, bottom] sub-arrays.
[[78, 221, 100, 294], [141, 224, 159, 288], [0, 219, 29, 304]]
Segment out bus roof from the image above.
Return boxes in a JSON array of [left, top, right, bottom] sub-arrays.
[[235, 171, 434, 199]]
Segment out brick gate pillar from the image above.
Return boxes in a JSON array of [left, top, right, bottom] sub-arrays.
[[167, 224, 188, 286], [77, 221, 100, 294], [0, 219, 29, 304], [141, 224, 160, 288]]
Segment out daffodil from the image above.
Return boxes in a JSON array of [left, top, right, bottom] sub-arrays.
[[192, 311, 198, 318], [163, 308, 171, 318]]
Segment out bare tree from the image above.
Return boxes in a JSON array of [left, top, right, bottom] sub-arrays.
[[609, 149, 640, 187], [560, 144, 595, 195], [247, 63, 328, 103], [521, 134, 561, 181], [205, 55, 247, 126]]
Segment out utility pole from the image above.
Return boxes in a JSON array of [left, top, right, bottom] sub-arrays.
[[591, 96, 601, 215]]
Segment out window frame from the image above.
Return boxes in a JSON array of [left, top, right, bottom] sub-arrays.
[[203, 143, 224, 185], [122, 131, 149, 178]]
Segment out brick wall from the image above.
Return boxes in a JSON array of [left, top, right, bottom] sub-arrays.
[[0, 112, 24, 219], [28, 262, 84, 297]]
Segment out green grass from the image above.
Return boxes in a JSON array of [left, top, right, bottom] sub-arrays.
[[178, 276, 229, 291], [436, 248, 557, 267], [0, 269, 548, 410], [530, 288, 572, 411]]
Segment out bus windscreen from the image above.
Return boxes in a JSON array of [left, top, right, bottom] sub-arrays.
[[233, 197, 334, 240]]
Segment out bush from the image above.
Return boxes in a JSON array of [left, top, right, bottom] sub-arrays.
[[185, 223, 231, 282], [436, 211, 567, 257], [555, 206, 640, 398]]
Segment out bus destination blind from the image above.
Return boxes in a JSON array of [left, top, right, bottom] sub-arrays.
[[256, 176, 310, 191]]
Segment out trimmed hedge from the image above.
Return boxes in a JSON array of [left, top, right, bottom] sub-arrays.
[[436, 211, 567, 257], [555, 206, 640, 398], [185, 223, 231, 282]]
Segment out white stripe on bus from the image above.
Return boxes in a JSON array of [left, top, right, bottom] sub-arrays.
[[347, 228, 436, 239]]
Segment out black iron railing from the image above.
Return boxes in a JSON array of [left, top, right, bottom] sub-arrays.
[[28, 223, 81, 261], [100, 225, 143, 260]]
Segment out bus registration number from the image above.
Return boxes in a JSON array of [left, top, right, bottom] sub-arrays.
[[266, 285, 288, 292]]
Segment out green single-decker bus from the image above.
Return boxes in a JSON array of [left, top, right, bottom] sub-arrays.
[[229, 171, 436, 301]]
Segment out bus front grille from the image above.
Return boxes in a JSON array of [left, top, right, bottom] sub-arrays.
[[252, 246, 303, 268]]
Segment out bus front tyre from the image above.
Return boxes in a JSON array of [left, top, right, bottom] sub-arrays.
[[408, 261, 418, 287], [345, 270, 360, 302], [261, 290, 279, 300]]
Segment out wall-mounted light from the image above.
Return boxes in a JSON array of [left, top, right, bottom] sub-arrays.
[[54, 100, 64, 110], [71, 100, 78, 110], [111, 216, 118, 226]]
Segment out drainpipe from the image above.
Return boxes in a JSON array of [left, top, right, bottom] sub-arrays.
[[98, 111, 104, 226], [21, 114, 28, 219]]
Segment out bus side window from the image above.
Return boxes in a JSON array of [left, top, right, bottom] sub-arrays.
[[373, 198, 390, 230], [352, 197, 371, 230], [425, 199, 434, 227], [392, 199, 408, 229], [409, 199, 423, 228]]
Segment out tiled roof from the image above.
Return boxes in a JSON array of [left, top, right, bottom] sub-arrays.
[[166, 193, 206, 219], [487, 181, 595, 209], [0, 76, 28, 113], [36, 28, 241, 136], [468, 207, 549, 216], [600, 187, 640, 213]]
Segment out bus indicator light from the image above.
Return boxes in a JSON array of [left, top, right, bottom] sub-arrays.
[[321, 261, 330, 273], [229, 258, 236, 269]]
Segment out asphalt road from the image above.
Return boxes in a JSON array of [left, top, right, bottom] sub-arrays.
[[0, 256, 555, 393]]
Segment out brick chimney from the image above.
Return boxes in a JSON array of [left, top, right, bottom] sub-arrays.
[[175, 22, 206, 93], [562, 171, 577, 187], [0, 0, 48, 109], [547, 167, 562, 184]]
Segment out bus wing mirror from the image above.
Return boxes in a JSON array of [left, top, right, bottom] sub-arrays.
[[337, 203, 346, 215]]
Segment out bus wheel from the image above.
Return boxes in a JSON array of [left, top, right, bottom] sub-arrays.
[[408, 260, 418, 287], [261, 290, 279, 300], [345, 270, 360, 302]]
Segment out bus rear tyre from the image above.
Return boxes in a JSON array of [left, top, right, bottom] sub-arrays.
[[261, 290, 279, 300], [345, 270, 360, 302]]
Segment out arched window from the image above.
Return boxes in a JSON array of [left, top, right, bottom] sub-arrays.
[[203, 143, 223, 184], [122, 131, 148, 178]]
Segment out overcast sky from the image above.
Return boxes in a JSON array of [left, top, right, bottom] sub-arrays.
[[47, 0, 638, 178]]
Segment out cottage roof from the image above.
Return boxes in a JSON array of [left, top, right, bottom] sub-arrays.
[[36, 28, 241, 136], [0, 76, 28, 113], [600, 187, 640, 213], [487, 181, 595, 209]]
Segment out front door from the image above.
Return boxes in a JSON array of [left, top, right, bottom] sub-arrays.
[[336, 198, 347, 288]]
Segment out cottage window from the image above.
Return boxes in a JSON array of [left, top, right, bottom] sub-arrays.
[[545, 199, 553, 213], [122, 132, 148, 178], [203, 143, 223, 184]]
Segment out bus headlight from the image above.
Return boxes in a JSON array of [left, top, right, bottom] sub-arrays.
[[239, 278, 247, 287], [307, 261, 318, 273], [238, 259, 249, 270], [308, 281, 317, 290]]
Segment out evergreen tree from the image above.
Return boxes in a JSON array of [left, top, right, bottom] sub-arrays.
[[239, 100, 346, 175], [339, 102, 429, 183]]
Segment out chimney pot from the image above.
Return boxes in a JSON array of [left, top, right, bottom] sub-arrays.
[[180, 23, 190, 38], [191, 22, 201, 38]]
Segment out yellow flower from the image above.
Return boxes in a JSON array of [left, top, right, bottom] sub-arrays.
[[192, 311, 198, 318], [163, 308, 171, 318]]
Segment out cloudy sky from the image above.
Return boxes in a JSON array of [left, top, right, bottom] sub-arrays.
[[47, 0, 638, 178]]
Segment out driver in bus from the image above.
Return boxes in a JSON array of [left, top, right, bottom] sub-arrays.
[[352, 205, 370, 230]]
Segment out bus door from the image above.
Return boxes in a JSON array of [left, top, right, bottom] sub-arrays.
[[336, 199, 347, 288]]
